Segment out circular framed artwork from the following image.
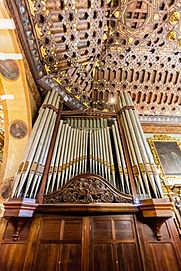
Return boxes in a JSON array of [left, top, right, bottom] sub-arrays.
[[9, 120, 28, 139], [0, 59, 19, 81], [1, 177, 14, 199]]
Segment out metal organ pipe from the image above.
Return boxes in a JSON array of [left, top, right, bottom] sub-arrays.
[[52, 122, 66, 193], [123, 92, 159, 197], [106, 127, 116, 187], [112, 124, 125, 192], [103, 127, 111, 182], [57, 124, 69, 189], [13, 107, 136, 200], [26, 96, 60, 198], [113, 121, 130, 194], [126, 94, 163, 196], [68, 128, 76, 180], [120, 91, 163, 198], [100, 128, 108, 180], [98, 128, 105, 178], [119, 101, 144, 195], [45, 120, 63, 194], [62, 127, 74, 184], [13, 89, 60, 198], [120, 92, 151, 197], [12, 92, 51, 196]]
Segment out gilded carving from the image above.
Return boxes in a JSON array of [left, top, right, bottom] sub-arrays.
[[7, 0, 181, 116], [169, 11, 180, 24]]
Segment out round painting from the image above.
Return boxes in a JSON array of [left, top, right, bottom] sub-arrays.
[[1, 177, 14, 199], [0, 59, 19, 80], [10, 120, 27, 139]]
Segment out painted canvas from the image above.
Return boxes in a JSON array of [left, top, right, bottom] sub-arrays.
[[154, 141, 181, 176]]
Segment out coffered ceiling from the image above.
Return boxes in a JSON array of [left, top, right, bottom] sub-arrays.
[[6, 0, 181, 117]]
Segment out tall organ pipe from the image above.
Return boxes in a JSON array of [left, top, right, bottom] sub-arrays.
[[89, 129, 93, 173], [103, 127, 111, 182], [45, 120, 63, 194], [106, 127, 116, 187], [98, 129, 105, 178], [112, 124, 125, 192], [120, 91, 163, 198], [68, 128, 76, 179], [126, 93, 163, 197], [28, 103, 59, 198], [84, 130, 88, 172], [120, 92, 152, 197], [100, 128, 108, 180], [63, 126, 74, 185], [56, 124, 69, 189], [72, 123, 79, 177], [75, 130, 81, 176], [50, 122, 66, 193], [12, 89, 60, 198], [121, 101, 146, 195], [25, 96, 60, 198], [123, 92, 159, 197], [114, 121, 130, 194], [119, 98, 145, 195], [12, 91, 51, 196]]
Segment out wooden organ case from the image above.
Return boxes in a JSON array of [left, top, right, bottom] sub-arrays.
[[0, 90, 180, 271]]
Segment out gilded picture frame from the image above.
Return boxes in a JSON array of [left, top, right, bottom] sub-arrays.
[[147, 135, 181, 181], [147, 135, 181, 236]]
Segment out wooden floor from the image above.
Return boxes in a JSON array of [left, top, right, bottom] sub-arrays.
[[0, 213, 180, 271]]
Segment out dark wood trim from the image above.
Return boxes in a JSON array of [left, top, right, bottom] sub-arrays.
[[138, 198, 174, 240], [5, 0, 43, 80], [36, 203, 138, 215]]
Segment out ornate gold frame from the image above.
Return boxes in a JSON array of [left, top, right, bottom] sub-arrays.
[[147, 135, 181, 236], [147, 134, 181, 182]]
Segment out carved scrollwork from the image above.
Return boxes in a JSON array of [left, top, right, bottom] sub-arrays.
[[43, 174, 132, 204]]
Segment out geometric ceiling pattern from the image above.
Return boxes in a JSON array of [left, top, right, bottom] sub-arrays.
[[7, 0, 181, 116]]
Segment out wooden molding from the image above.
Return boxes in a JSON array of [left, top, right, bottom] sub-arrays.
[[138, 198, 174, 240], [3, 198, 37, 241]]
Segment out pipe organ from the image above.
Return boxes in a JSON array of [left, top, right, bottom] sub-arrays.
[[1, 90, 180, 271], [12, 89, 162, 201]]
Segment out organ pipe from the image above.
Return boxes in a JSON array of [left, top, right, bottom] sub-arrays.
[[126, 94, 163, 197], [118, 91, 163, 198], [12, 89, 60, 198], [12, 90, 163, 201], [114, 121, 130, 194]]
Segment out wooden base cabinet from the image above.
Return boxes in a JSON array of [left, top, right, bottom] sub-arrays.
[[0, 214, 180, 271]]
